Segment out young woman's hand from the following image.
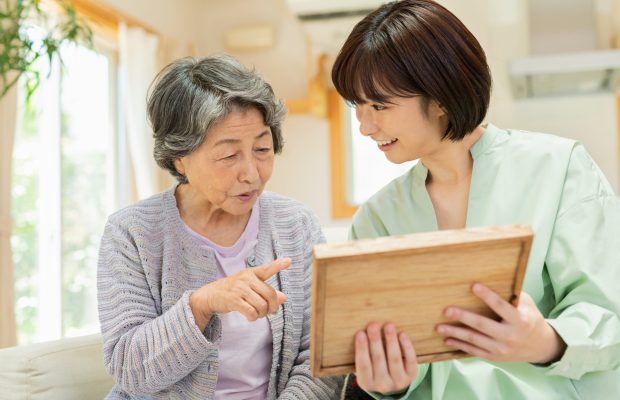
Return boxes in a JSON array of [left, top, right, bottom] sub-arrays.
[[189, 258, 290, 330], [436, 284, 566, 364], [355, 322, 418, 395]]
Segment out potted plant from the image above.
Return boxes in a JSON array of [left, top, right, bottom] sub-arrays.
[[0, 0, 92, 99]]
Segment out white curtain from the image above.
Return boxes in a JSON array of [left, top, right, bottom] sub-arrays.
[[0, 83, 18, 348], [119, 23, 160, 199]]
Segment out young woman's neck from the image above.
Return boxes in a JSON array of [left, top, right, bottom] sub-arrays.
[[422, 125, 484, 185]]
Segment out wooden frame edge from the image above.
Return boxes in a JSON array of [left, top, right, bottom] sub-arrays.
[[312, 227, 534, 377], [512, 234, 533, 305], [311, 257, 326, 377]]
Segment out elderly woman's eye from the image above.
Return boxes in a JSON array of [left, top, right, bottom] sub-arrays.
[[256, 148, 272, 153]]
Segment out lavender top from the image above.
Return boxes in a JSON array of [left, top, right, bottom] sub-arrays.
[[183, 202, 272, 399]]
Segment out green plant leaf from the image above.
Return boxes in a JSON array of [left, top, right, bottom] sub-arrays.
[[0, 0, 92, 100]]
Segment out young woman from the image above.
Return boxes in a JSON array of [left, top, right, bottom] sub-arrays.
[[332, 1, 620, 399]]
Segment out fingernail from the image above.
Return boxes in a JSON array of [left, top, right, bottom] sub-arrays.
[[472, 283, 482, 293], [445, 308, 454, 318], [437, 325, 446, 334]]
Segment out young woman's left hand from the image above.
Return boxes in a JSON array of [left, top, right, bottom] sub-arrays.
[[436, 284, 566, 364]]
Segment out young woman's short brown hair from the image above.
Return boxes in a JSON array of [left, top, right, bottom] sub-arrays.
[[332, 0, 492, 141]]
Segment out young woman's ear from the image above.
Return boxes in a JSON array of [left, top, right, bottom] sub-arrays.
[[431, 100, 447, 117]]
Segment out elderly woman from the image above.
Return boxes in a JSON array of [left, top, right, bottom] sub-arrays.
[[332, 0, 620, 399], [97, 54, 342, 399]]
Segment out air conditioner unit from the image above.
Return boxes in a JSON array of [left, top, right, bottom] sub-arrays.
[[509, 50, 620, 98], [508, 0, 620, 98], [284, 0, 386, 20]]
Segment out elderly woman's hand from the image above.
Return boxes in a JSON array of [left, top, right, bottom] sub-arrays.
[[189, 258, 291, 330], [436, 284, 566, 364]]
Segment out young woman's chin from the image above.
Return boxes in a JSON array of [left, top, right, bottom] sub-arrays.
[[384, 151, 418, 165]]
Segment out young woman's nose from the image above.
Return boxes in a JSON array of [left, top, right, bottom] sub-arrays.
[[355, 105, 378, 136]]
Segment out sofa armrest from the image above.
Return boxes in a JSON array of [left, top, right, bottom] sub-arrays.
[[0, 334, 114, 400]]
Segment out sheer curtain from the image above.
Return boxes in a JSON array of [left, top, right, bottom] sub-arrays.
[[119, 22, 161, 199], [0, 84, 18, 348]]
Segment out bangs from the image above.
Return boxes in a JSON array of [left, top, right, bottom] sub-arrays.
[[331, 0, 491, 140], [332, 44, 418, 105]]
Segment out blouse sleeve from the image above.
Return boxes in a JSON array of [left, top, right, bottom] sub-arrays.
[[349, 203, 390, 240], [542, 144, 620, 379]]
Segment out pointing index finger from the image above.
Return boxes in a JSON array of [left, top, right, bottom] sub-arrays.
[[253, 258, 292, 281]]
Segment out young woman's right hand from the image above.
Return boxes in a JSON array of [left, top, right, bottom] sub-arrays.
[[189, 258, 291, 330], [355, 322, 419, 395]]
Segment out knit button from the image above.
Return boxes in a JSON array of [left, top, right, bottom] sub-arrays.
[[246, 255, 258, 267]]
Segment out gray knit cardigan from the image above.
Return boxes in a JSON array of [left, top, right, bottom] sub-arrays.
[[97, 185, 344, 399]]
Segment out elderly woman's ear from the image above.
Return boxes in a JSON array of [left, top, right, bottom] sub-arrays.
[[173, 159, 185, 177]]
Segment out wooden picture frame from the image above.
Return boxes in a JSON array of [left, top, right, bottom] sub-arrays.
[[311, 225, 533, 377]]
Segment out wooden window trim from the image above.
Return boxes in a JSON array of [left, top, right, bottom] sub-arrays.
[[285, 49, 358, 219], [43, 0, 157, 40], [328, 89, 357, 219]]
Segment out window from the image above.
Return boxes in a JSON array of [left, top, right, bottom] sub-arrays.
[[11, 31, 122, 344], [328, 91, 416, 219], [346, 106, 416, 205]]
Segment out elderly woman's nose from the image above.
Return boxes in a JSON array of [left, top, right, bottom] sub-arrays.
[[239, 157, 260, 182]]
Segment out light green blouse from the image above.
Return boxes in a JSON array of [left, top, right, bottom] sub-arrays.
[[350, 124, 620, 399]]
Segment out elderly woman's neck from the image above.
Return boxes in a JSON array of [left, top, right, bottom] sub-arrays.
[[175, 184, 252, 245]]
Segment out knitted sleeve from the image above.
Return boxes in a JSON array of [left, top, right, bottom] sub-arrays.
[[278, 209, 345, 399], [97, 214, 221, 395]]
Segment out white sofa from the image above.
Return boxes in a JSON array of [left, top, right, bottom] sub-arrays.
[[0, 334, 114, 400]]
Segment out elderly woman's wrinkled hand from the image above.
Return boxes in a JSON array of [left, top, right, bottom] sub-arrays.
[[190, 258, 291, 329]]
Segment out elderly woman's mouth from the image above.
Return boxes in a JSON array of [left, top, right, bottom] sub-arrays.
[[237, 190, 258, 201]]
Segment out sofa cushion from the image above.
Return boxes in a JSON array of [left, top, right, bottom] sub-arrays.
[[0, 334, 114, 400]]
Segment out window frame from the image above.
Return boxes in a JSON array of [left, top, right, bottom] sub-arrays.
[[12, 8, 126, 344], [328, 90, 358, 219]]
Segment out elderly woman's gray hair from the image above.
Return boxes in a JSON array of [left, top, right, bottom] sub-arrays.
[[147, 54, 286, 183]]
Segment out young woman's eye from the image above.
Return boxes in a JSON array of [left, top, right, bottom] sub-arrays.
[[372, 104, 386, 111]]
